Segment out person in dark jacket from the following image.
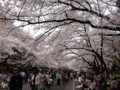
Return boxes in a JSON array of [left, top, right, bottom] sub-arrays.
[[9, 68, 23, 90]]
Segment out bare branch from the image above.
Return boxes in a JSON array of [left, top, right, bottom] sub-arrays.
[[35, 21, 73, 41], [18, 0, 27, 20], [6, 24, 29, 36], [58, 0, 110, 20]]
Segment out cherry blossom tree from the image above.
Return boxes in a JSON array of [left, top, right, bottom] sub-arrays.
[[0, 0, 120, 73]]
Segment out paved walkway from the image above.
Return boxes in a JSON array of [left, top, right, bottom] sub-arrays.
[[0, 80, 78, 90], [0, 79, 83, 90], [23, 80, 75, 90]]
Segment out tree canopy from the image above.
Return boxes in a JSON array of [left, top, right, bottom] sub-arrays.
[[0, 0, 120, 72]]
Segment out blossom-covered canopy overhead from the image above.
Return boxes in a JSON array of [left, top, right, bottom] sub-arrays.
[[0, 0, 120, 71]]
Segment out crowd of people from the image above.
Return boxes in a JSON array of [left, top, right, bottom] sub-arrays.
[[75, 72, 120, 90], [0, 66, 74, 90], [1, 65, 120, 90]]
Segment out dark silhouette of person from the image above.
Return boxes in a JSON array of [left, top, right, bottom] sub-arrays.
[[9, 68, 23, 90]]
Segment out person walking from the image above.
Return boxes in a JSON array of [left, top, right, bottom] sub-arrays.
[[46, 72, 51, 88], [56, 72, 61, 85], [30, 71, 40, 90], [70, 72, 73, 81], [39, 71, 46, 90], [9, 68, 23, 90]]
